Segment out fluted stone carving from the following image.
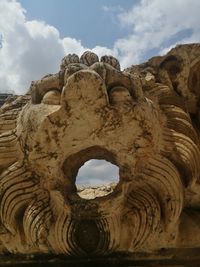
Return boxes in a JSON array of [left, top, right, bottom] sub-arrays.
[[0, 46, 200, 255]]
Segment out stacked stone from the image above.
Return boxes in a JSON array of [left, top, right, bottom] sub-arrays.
[[0, 93, 13, 106]]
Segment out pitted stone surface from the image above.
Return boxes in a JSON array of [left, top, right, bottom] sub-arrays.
[[0, 45, 200, 256]]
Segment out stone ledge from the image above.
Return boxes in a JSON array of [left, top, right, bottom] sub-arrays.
[[0, 248, 200, 266]]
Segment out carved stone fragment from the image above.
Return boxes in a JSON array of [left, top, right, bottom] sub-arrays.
[[1, 44, 200, 256]]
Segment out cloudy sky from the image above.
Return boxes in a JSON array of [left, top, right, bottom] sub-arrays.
[[0, 0, 200, 186]]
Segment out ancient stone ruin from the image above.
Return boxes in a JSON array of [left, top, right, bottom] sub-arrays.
[[0, 44, 200, 258]]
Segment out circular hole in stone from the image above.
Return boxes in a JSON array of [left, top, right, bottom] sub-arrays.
[[76, 159, 119, 200]]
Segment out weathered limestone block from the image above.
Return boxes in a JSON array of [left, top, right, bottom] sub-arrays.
[[0, 46, 200, 256]]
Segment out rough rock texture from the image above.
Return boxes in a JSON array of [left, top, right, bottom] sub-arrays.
[[77, 183, 116, 199], [0, 44, 200, 257], [0, 94, 13, 107]]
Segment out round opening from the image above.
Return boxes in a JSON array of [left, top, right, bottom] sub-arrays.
[[62, 146, 120, 200], [76, 159, 119, 199]]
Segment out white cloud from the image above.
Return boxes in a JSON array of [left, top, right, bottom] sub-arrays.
[[0, 0, 122, 95], [1, 0, 199, 94], [92, 45, 117, 59], [62, 38, 117, 62], [114, 0, 200, 67], [0, 0, 64, 94], [76, 160, 119, 186], [62, 37, 86, 56], [0, 0, 117, 95]]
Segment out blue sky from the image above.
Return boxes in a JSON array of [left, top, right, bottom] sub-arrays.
[[19, 0, 136, 48], [1, 0, 200, 95], [0, 0, 200, 186]]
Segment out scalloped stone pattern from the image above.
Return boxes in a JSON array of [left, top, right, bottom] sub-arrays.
[[0, 45, 200, 256]]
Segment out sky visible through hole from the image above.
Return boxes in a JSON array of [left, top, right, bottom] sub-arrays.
[[76, 160, 119, 187]]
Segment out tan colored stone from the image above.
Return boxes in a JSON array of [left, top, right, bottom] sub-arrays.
[[77, 183, 116, 200], [0, 44, 200, 256]]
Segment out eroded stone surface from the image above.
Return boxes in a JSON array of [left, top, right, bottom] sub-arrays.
[[77, 183, 116, 199], [0, 46, 200, 256]]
